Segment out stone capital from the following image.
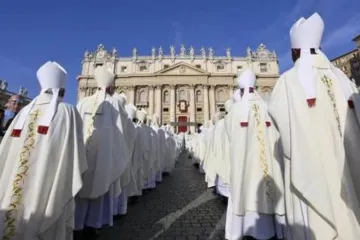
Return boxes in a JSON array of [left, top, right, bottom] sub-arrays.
[[155, 84, 162, 90], [170, 85, 176, 90], [148, 85, 155, 90], [210, 85, 216, 90], [187, 84, 195, 89]]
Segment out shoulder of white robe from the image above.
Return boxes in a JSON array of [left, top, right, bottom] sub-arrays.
[[268, 70, 291, 112]]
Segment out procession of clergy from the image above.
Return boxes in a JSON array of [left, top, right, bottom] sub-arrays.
[[0, 12, 360, 240]]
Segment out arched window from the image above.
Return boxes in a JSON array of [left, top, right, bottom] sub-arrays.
[[216, 89, 226, 102], [138, 90, 147, 102], [163, 90, 169, 103], [196, 90, 202, 102], [179, 89, 187, 101]]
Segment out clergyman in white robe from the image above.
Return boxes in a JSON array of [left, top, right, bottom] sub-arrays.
[[0, 61, 87, 240], [268, 13, 360, 240], [224, 69, 285, 240], [75, 66, 129, 231], [214, 99, 234, 198]]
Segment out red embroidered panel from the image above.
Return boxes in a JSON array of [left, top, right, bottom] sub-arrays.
[[177, 116, 188, 133]]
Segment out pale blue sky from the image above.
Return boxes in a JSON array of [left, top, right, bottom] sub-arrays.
[[0, 0, 359, 104]]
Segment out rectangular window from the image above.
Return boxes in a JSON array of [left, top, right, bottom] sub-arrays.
[[120, 66, 127, 72], [237, 66, 243, 72], [196, 65, 201, 69], [196, 107, 202, 112], [260, 63, 267, 72], [219, 107, 225, 112], [164, 64, 169, 69], [139, 65, 148, 71], [95, 63, 103, 67], [217, 65, 225, 71], [163, 108, 169, 112]]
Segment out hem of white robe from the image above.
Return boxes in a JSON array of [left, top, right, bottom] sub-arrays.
[[225, 194, 285, 240], [215, 175, 230, 197]]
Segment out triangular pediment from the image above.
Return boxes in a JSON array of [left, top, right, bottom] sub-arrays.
[[155, 62, 210, 76]]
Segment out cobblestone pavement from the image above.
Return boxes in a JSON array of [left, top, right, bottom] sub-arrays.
[[98, 152, 227, 240]]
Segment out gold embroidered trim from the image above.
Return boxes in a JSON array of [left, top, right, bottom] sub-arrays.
[[252, 104, 273, 203], [321, 75, 342, 137], [2, 110, 41, 240], [85, 93, 99, 152]]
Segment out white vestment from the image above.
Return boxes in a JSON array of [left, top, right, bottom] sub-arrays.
[[213, 118, 231, 197], [224, 95, 285, 240], [75, 91, 129, 229], [268, 60, 360, 240], [0, 94, 87, 240]]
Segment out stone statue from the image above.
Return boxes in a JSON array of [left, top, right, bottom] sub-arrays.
[[258, 43, 266, 51], [247, 47, 252, 57], [272, 50, 277, 58], [158, 46, 163, 57], [180, 44, 186, 56], [0, 81, 8, 91], [97, 44, 105, 51], [200, 47, 206, 58], [112, 48, 118, 57], [226, 48, 231, 58], [208, 47, 214, 58], [189, 46, 194, 57], [132, 48, 138, 58], [84, 49, 90, 58], [170, 45, 175, 57], [18, 86, 27, 96]]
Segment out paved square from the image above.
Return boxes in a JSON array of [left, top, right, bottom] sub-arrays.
[[97, 153, 227, 240]]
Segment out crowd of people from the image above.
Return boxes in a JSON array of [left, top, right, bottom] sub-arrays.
[[0, 11, 360, 240], [185, 13, 360, 240], [0, 59, 184, 239]]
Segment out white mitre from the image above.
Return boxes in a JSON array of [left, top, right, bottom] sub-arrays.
[[12, 61, 67, 136], [290, 13, 324, 101], [113, 92, 126, 108], [152, 114, 160, 127], [94, 65, 115, 101], [238, 68, 256, 124], [125, 104, 137, 119], [225, 99, 234, 113], [136, 109, 147, 123]]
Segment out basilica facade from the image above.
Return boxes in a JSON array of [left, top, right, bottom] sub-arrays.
[[77, 44, 279, 133]]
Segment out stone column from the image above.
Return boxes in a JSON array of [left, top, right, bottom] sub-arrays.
[[189, 84, 196, 133], [148, 85, 155, 115], [209, 85, 216, 118], [203, 85, 210, 123], [228, 85, 234, 99], [128, 86, 136, 105], [170, 85, 176, 124], [155, 85, 162, 121]]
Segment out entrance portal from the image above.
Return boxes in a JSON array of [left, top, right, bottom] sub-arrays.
[[177, 116, 188, 133]]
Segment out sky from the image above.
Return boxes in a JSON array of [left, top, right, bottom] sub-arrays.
[[0, 0, 359, 104]]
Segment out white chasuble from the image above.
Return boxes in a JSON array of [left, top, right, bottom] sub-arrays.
[[203, 123, 221, 188], [214, 119, 231, 185], [268, 66, 360, 240], [76, 91, 129, 199], [0, 95, 87, 240], [224, 95, 285, 240]]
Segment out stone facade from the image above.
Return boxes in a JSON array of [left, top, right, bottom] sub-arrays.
[[331, 34, 360, 86], [77, 44, 280, 133]]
